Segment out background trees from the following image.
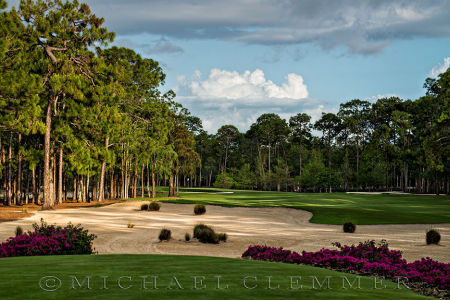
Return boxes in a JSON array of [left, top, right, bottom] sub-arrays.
[[0, 0, 449, 204]]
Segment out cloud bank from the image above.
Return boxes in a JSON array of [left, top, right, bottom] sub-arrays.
[[175, 69, 323, 133], [80, 0, 450, 55]]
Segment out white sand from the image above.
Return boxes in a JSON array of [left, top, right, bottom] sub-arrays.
[[0, 201, 448, 262]]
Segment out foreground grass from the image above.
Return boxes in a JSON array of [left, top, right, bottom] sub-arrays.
[[158, 188, 450, 225], [0, 254, 428, 299]]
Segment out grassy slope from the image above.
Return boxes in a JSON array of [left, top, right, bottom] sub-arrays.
[[0, 254, 428, 300], [158, 188, 450, 225]]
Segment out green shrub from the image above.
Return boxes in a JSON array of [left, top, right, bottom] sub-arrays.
[[185, 233, 191, 242], [193, 224, 211, 238], [15, 226, 23, 236], [426, 229, 441, 245], [194, 204, 206, 215], [218, 233, 228, 242], [148, 201, 160, 211], [197, 227, 219, 244], [127, 222, 135, 228], [159, 229, 171, 241], [343, 222, 356, 233], [140, 203, 149, 211], [213, 173, 236, 189]]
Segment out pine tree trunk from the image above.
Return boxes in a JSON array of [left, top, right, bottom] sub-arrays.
[[57, 147, 63, 204], [17, 134, 22, 204], [110, 170, 114, 200], [151, 168, 156, 198], [141, 164, 144, 197], [73, 175, 77, 202], [98, 137, 108, 202], [42, 95, 56, 210], [146, 162, 151, 197], [169, 173, 174, 197], [32, 167, 38, 205], [86, 172, 90, 202], [7, 133, 12, 206]]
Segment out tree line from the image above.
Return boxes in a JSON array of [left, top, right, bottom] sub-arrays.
[[192, 70, 449, 194], [0, 0, 199, 208], [1, 1, 449, 209]]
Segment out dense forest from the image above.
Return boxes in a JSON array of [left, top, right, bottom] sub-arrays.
[[0, 0, 449, 209]]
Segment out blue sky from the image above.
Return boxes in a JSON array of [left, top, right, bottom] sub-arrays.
[[8, 0, 450, 132]]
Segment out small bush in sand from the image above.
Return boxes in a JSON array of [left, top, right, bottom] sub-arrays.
[[343, 222, 356, 233], [148, 201, 160, 211], [218, 233, 228, 242], [140, 203, 149, 211], [15, 226, 23, 236], [21, 208, 28, 213], [194, 204, 206, 215], [185, 233, 191, 242], [197, 227, 219, 244], [127, 222, 135, 228], [426, 229, 441, 245], [159, 229, 171, 241], [94, 203, 102, 208], [193, 224, 212, 238]]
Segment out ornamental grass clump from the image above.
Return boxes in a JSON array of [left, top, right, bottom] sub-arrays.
[[194, 204, 206, 215], [193, 224, 218, 244], [218, 233, 228, 242], [140, 203, 149, 211], [148, 201, 160, 211], [343, 222, 356, 233], [185, 233, 191, 242], [426, 229, 441, 245], [242, 240, 450, 293], [158, 229, 171, 241], [0, 218, 96, 258]]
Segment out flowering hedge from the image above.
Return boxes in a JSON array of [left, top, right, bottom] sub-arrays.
[[242, 240, 449, 291], [0, 219, 96, 258]]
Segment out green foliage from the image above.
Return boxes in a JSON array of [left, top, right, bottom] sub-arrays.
[[194, 204, 206, 215], [140, 203, 149, 211], [426, 229, 440, 245], [158, 228, 171, 241], [184, 232, 190, 242], [213, 172, 236, 189]]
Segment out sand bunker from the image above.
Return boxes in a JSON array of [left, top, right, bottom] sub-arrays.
[[0, 202, 448, 262]]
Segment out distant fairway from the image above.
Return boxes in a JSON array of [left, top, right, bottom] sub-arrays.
[[0, 254, 428, 300], [160, 188, 450, 225]]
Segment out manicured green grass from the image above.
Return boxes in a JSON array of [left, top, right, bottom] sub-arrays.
[[159, 188, 450, 225], [0, 254, 428, 299]]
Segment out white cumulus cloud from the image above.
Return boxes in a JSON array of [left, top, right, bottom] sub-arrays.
[[175, 68, 323, 133], [188, 68, 308, 101], [429, 57, 450, 78]]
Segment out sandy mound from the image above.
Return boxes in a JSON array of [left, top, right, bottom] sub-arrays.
[[0, 202, 448, 262]]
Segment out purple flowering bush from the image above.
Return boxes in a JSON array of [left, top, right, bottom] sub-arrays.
[[0, 219, 96, 258], [242, 240, 449, 291]]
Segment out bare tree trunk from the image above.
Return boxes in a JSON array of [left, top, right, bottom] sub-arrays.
[[110, 170, 114, 199], [98, 137, 109, 202], [57, 147, 63, 204], [141, 164, 144, 198], [17, 134, 22, 204], [43, 95, 57, 209], [176, 174, 179, 196], [146, 162, 151, 197], [151, 167, 156, 198], [73, 175, 77, 201], [32, 167, 38, 205], [169, 173, 174, 197], [7, 133, 12, 206]]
